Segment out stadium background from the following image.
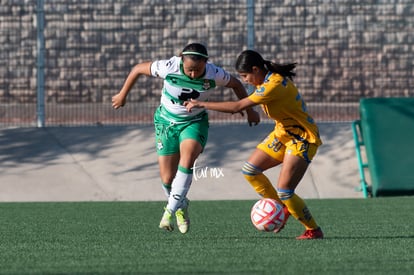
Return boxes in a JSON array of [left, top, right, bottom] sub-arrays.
[[1, 0, 413, 127]]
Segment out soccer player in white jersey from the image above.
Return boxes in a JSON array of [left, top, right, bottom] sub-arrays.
[[112, 43, 260, 233]]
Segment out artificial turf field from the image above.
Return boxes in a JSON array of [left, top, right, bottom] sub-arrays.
[[0, 197, 413, 274]]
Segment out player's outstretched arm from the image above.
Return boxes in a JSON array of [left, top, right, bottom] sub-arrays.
[[112, 62, 152, 109], [185, 97, 256, 114], [225, 76, 260, 126]]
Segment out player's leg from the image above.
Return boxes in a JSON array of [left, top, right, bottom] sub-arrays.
[[276, 153, 315, 226], [242, 149, 282, 203], [170, 138, 203, 233], [276, 142, 323, 239], [166, 139, 202, 212], [244, 138, 291, 233], [242, 132, 284, 203], [154, 107, 180, 201], [158, 154, 180, 231], [154, 107, 183, 231], [158, 154, 179, 195], [167, 116, 208, 233]]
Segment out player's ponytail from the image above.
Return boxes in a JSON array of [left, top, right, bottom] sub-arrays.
[[236, 50, 296, 80], [264, 60, 296, 80]]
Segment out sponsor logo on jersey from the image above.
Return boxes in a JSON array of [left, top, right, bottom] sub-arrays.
[[255, 86, 265, 96]]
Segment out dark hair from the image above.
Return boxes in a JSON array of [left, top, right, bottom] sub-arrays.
[[181, 43, 209, 62], [235, 50, 296, 80]]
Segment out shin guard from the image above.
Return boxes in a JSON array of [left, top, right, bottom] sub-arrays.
[[242, 162, 281, 204]]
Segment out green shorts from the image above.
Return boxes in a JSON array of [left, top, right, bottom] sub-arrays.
[[154, 106, 209, 156]]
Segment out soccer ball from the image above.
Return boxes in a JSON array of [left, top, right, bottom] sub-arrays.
[[250, 198, 285, 232]]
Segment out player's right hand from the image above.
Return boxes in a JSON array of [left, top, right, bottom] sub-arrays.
[[184, 99, 200, 112], [112, 93, 126, 109]]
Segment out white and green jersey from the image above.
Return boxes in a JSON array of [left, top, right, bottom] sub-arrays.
[[150, 56, 231, 118]]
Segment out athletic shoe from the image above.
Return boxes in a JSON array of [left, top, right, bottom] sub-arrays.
[[159, 208, 174, 232], [274, 206, 290, 233], [296, 227, 324, 240], [175, 205, 190, 234]]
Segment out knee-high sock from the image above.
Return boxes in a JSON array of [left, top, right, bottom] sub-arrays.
[[277, 188, 318, 230], [242, 162, 282, 204], [166, 165, 192, 213]]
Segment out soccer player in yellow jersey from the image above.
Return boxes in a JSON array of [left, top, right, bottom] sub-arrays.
[[184, 50, 323, 239]]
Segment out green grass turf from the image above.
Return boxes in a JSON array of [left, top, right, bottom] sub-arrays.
[[0, 197, 413, 274]]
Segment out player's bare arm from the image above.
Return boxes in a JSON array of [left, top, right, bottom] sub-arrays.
[[184, 97, 256, 114], [224, 76, 260, 125], [112, 61, 152, 109], [225, 76, 248, 99]]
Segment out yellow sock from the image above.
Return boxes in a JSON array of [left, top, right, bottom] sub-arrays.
[[281, 193, 318, 230], [243, 173, 282, 204]]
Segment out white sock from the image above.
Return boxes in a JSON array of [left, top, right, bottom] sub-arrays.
[[166, 166, 192, 213]]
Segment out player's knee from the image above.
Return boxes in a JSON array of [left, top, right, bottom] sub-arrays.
[[277, 188, 294, 201], [242, 162, 262, 177]]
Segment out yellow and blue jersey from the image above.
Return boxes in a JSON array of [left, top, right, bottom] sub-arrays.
[[248, 72, 322, 146]]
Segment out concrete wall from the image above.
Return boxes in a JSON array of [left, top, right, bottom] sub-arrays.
[[0, 0, 413, 125]]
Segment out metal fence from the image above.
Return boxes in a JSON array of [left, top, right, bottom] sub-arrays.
[[1, 0, 413, 127]]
